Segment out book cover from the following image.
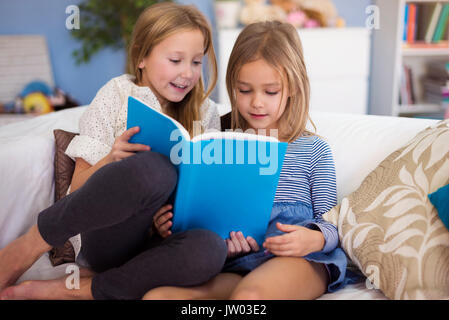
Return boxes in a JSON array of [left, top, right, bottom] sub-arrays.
[[126, 96, 288, 245], [433, 3, 449, 42], [425, 2, 442, 43]]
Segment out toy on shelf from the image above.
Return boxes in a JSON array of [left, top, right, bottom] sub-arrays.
[[1, 80, 79, 115], [270, 0, 345, 28], [240, 0, 287, 26], [23, 92, 52, 114]]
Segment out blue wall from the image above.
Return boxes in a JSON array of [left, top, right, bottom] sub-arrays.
[[0, 0, 371, 106]]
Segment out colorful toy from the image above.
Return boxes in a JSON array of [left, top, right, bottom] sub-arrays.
[[4, 80, 80, 115], [23, 92, 53, 114]]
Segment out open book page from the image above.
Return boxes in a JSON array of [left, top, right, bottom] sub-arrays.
[[192, 130, 280, 143]]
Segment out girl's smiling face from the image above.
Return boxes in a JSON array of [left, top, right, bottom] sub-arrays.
[[235, 58, 289, 133], [138, 28, 205, 107]]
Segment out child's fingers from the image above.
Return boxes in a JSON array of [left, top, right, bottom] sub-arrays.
[[155, 212, 173, 228], [122, 142, 151, 152], [226, 239, 236, 257], [265, 233, 290, 245], [158, 219, 172, 233], [161, 230, 172, 239], [236, 232, 251, 253], [275, 222, 300, 233], [264, 236, 291, 252], [121, 126, 140, 141], [153, 205, 172, 222], [229, 231, 242, 253], [246, 236, 259, 252], [266, 249, 292, 257]]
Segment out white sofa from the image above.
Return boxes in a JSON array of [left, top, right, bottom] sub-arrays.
[[0, 106, 439, 299]]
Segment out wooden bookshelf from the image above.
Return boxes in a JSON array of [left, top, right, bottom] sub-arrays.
[[371, 0, 449, 118]]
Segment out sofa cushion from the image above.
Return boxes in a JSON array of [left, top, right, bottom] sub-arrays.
[[323, 119, 449, 299]]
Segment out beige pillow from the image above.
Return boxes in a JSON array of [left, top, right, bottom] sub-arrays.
[[324, 119, 449, 299]]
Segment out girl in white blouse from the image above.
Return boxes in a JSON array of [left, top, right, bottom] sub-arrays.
[[0, 2, 227, 300]]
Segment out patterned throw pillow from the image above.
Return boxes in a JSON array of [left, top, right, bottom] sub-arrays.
[[323, 120, 449, 299]]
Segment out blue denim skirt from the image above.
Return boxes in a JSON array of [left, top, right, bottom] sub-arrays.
[[222, 201, 350, 293]]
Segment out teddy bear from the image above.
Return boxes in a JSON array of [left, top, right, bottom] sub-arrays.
[[270, 0, 308, 28], [240, 0, 287, 26], [293, 0, 344, 27]]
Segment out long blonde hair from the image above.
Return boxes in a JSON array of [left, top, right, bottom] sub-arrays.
[[226, 21, 315, 142], [129, 2, 217, 137]]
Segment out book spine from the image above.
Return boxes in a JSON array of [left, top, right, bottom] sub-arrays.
[[404, 3, 409, 42], [408, 67, 416, 104], [400, 65, 410, 105], [425, 3, 442, 43], [407, 4, 417, 44], [433, 4, 449, 42]]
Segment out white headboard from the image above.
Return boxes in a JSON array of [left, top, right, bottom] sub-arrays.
[[0, 35, 54, 103]]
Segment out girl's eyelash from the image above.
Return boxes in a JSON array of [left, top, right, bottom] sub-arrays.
[[238, 89, 279, 95], [170, 59, 202, 65]]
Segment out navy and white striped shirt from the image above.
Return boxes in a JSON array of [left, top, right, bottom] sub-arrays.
[[273, 134, 338, 253]]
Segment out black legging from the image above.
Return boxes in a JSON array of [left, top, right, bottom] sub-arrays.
[[37, 151, 227, 300]]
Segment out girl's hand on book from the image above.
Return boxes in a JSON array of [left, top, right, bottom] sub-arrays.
[[152, 204, 173, 238], [226, 231, 259, 258], [262, 223, 325, 257], [107, 126, 151, 163]]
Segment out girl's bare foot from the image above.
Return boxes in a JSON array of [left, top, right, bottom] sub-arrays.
[[0, 276, 94, 300], [0, 225, 52, 290]]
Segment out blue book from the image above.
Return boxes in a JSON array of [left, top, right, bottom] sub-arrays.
[[126, 96, 288, 245], [404, 3, 409, 42]]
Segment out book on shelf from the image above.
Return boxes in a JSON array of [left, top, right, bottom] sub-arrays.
[[420, 61, 449, 107], [126, 96, 288, 245], [425, 2, 442, 43], [433, 3, 449, 42], [404, 3, 409, 42], [407, 3, 418, 44], [403, 2, 449, 47], [400, 64, 415, 106]]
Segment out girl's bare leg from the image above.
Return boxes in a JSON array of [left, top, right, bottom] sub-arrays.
[[230, 257, 329, 300], [0, 267, 95, 300], [0, 225, 52, 290], [142, 273, 242, 300]]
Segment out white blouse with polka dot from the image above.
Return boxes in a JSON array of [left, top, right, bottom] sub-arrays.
[[65, 73, 221, 165]]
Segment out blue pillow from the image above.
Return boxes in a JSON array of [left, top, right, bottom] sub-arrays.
[[428, 183, 449, 231]]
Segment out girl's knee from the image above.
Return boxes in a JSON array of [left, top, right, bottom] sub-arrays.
[[142, 287, 172, 300], [230, 286, 265, 300], [183, 229, 227, 275]]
